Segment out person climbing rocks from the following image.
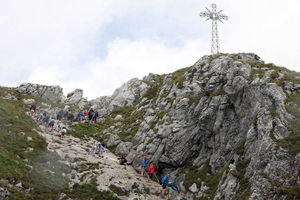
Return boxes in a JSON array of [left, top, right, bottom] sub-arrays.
[[147, 162, 155, 181], [97, 140, 105, 158], [67, 112, 74, 122], [48, 119, 55, 131], [88, 108, 95, 121], [60, 127, 67, 139], [117, 156, 132, 166], [161, 173, 180, 199], [57, 109, 64, 121], [42, 114, 50, 125], [141, 157, 149, 177], [161, 173, 171, 199], [29, 105, 36, 116], [91, 111, 99, 123], [76, 111, 84, 121], [84, 111, 89, 121]]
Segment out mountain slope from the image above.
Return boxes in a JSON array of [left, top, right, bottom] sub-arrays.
[[70, 53, 300, 200], [2, 53, 300, 200]]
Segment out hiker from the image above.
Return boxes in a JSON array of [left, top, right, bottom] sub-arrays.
[[141, 157, 149, 177], [161, 173, 180, 199], [147, 163, 155, 181], [76, 111, 84, 121], [97, 141, 105, 158], [48, 119, 55, 131], [84, 111, 89, 121], [42, 114, 50, 125], [63, 111, 69, 121], [89, 141, 98, 156], [57, 109, 64, 121], [29, 105, 36, 116], [88, 108, 94, 121], [60, 127, 67, 139], [67, 112, 74, 122], [91, 111, 99, 123], [117, 156, 132, 166]]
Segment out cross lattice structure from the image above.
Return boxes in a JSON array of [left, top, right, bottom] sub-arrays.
[[199, 3, 228, 55]]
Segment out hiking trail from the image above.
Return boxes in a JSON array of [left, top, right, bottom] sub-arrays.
[[35, 119, 177, 200]]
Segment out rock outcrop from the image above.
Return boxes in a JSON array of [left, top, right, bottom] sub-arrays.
[[90, 78, 150, 114], [99, 53, 300, 200], [65, 89, 88, 108], [10, 53, 300, 200], [16, 82, 65, 103]]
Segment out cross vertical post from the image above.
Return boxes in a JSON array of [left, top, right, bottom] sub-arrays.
[[199, 3, 228, 55]]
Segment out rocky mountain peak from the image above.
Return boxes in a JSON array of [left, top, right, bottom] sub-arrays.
[[11, 53, 300, 199]]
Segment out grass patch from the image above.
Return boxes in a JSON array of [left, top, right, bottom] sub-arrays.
[[109, 184, 130, 196], [234, 139, 246, 155], [171, 67, 192, 89], [277, 93, 300, 155], [231, 158, 251, 200], [209, 88, 226, 100], [67, 183, 120, 200], [183, 161, 225, 198], [277, 185, 300, 199], [0, 87, 71, 199], [68, 118, 113, 140], [187, 94, 204, 106]]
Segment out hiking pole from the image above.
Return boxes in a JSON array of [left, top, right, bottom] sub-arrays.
[[153, 173, 160, 183]]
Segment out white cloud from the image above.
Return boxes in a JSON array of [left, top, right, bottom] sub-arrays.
[[0, 0, 299, 99]]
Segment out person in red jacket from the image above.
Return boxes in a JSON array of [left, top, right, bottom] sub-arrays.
[[147, 163, 155, 181]]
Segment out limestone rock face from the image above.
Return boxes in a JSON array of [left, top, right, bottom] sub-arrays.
[[90, 78, 150, 113], [16, 83, 65, 103], [65, 89, 88, 108], [98, 53, 300, 200]]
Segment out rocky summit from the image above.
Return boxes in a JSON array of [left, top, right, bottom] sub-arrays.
[[1, 53, 300, 200]]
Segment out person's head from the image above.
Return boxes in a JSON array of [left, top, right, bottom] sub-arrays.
[[165, 174, 170, 179]]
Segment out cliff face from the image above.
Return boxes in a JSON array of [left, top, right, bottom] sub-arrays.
[[93, 53, 300, 199], [13, 53, 300, 199]]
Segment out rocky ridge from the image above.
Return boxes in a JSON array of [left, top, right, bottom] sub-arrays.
[[14, 53, 300, 200]]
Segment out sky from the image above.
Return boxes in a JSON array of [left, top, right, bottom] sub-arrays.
[[0, 0, 299, 99]]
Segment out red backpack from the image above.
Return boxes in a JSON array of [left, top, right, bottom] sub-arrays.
[[147, 164, 155, 174]]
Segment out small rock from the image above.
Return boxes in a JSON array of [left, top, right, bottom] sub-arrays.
[[189, 183, 198, 193]]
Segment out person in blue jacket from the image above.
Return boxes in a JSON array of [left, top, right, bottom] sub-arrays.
[[161, 173, 180, 199], [141, 157, 149, 177]]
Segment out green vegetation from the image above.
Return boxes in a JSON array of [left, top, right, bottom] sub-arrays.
[[183, 161, 225, 198], [247, 61, 300, 86], [143, 75, 165, 100], [109, 184, 130, 196], [209, 88, 226, 100], [277, 185, 300, 199], [171, 67, 192, 89], [248, 69, 265, 81], [67, 183, 120, 200], [234, 139, 246, 155], [277, 93, 300, 155], [187, 94, 204, 106], [69, 118, 113, 140], [0, 87, 70, 199], [231, 159, 251, 200]]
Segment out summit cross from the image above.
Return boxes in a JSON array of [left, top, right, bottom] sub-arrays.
[[199, 3, 228, 55]]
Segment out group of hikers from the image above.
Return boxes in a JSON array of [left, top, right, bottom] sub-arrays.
[[56, 108, 99, 123], [29, 105, 100, 137], [29, 104, 181, 199], [139, 157, 180, 199]]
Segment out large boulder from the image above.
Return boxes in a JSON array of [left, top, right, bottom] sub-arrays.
[[65, 89, 88, 108], [16, 83, 65, 103], [115, 142, 133, 156]]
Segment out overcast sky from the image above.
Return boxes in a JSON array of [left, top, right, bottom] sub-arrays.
[[0, 0, 299, 99]]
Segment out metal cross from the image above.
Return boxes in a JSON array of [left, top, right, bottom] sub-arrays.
[[200, 3, 228, 55]]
